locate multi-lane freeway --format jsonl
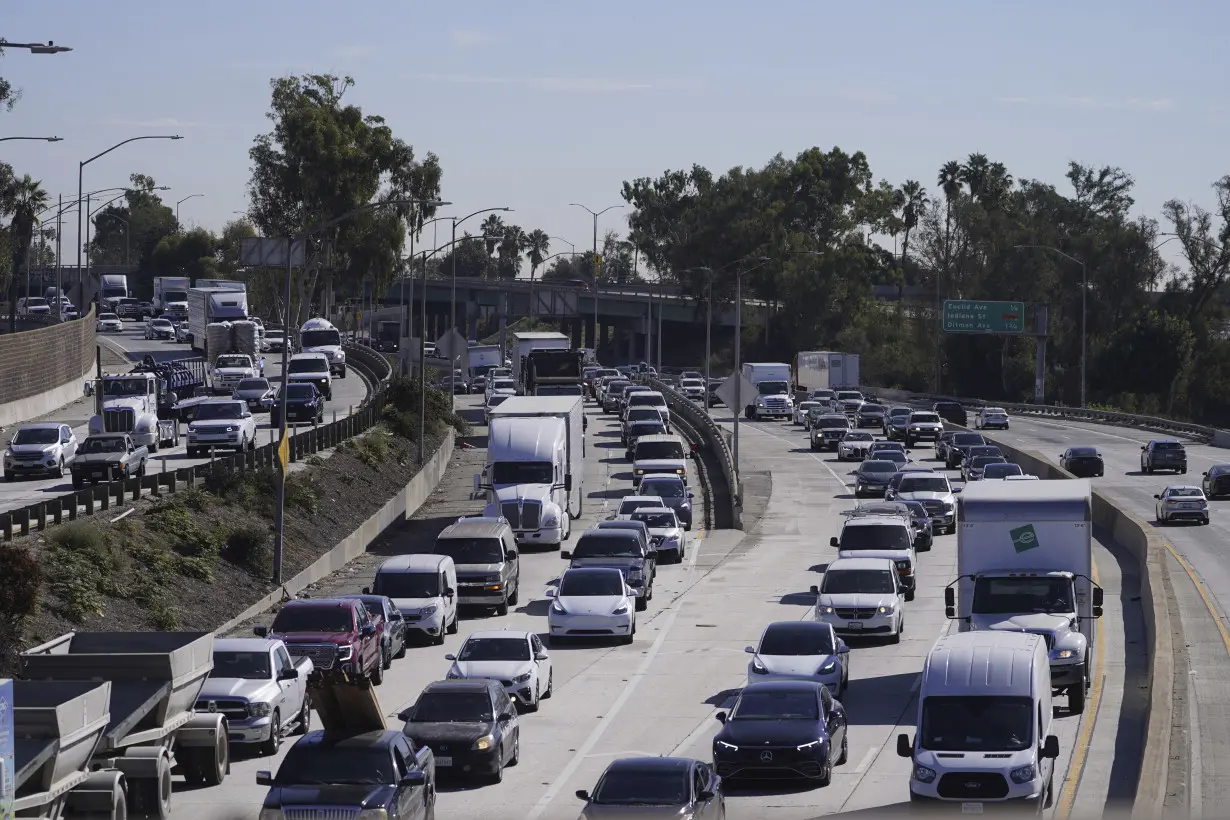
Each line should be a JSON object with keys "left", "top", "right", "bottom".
{"left": 0, "top": 323, "right": 369, "bottom": 515}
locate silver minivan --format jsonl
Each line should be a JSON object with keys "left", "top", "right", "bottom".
{"left": 366, "top": 553, "right": 458, "bottom": 645}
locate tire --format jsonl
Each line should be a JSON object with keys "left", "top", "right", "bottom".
{"left": 370, "top": 656, "right": 384, "bottom": 686}
{"left": 339, "top": 365, "right": 347, "bottom": 378}
{"left": 433, "top": 627, "right": 445, "bottom": 646}
{"left": 889, "top": 627, "right": 901, "bottom": 645}
{"left": 296, "top": 698, "right": 311, "bottom": 735}
{"left": 904, "top": 589, "right": 915, "bottom": 602}
{"left": 149, "top": 439, "right": 158, "bottom": 454}
{"left": 635, "top": 595, "right": 648, "bottom": 611}
{"left": 509, "top": 729, "right": 520, "bottom": 765}
{"left": 496, "top": 595, "right": 509, "bottom": 616}
{"left": 524, "top": 682, "right": 541, "bottom": 713}
{"left": 816, "top": 757, "right": 832, "bottom": 787}
{"left": 137, "top": 461, "right": 146, "bottom": 478}
{"left": 1068, "top": 682, "right": 1085, "bottom": 715}
{"left": 621, "top": 619, "right": 636, "bottom": 645}
{"left": 260, "top": 710, "right": 282, "bottom": 756}
{"left": 130, "top": 755, "right": 173, "bottom": 820}
{"left": 447, "top": 613, "right": 459, "bottom": 634}
{"left": 55, "top": 458, "right": 64, "bottom": 478}
{"left": 382, "top": 644, "right": 392, "bottom": 669}
{"left": 543, "top": 668, "right": 554, "bottom": 698}
{"left": 491, "top": 756, "right": 504, "bottom": 783}
{"left": 1203, "top": 518, "right": 1210, "bottom": 525}
{"left": 509, "top": 585, "right": 519, "bottom": 606}
{"left": 836, "top": 733, "right": 849, "bottom": 766}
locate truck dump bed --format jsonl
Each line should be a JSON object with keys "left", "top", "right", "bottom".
{"left": 21, "top": 632, "right": 215, "bottom": 752}
{"left": 13, "top": 681, "right": 111, "bottom": 810}
{"left": 308, "top": 670, "right": 386, "bottom": 739}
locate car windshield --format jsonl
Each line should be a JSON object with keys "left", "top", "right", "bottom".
{"left": 632, "top": 511, "right": 677, "bottom": 529}
{"left": 1068, "top": 447, "right": 1098, "bottom": 457}
{"left": 215, "top": 355, "right": 249, "bottom": 368}
{"left": 635, "top": 441, "right": 683, "bottom": 460}
{"left": 639, "top": 479, "right": 686, "bottom": 499}
{"left": 1155, "top": 442, "right": 1185, "bottom": 451}
{"left": 300, "top": 329, "right": 341, "bottom": 347}
{"left": 409, "top": 692, "right": 493, "bottom": 723}
{"left": 100, "top": 313, "right": 118, "bottom": 321}
{"left": 840, "top": 525, "right": 912, "bottom": 551}
{"left": 971, "top": 456, "right": 1006, "bottom": 469}
{"left": 680, "top": 379, "right": 704, "bottom": 388}
{"left": 972, "top": 576, "right": 1073, "bottom": 614}
{"left": 889, "top": 408, "right": 911, "bottom": 418}
{"left": 881, "top": 452, "right": 907, "bottom": 465}
{"left": 591, "top": 767, "right": 689, "bottom": 806}
{"left": 816, "top": 417, "right": 848, "bottom": 429}
{"left": 627, "top": 408, "right": 661, "bottom": 422}
{"left": 954, "top": 433, "right": 985, "bottom": 446}
{"left": 871, "top": 443, "right": 905, "bottom": 453}
{"left": 270, "top": 606, "right": 354, "bottom": 633}
{"left": 436, "top": 537, "right": 504, "bottom": 564}
{"left": 372, "top": 572, "right": 439, "bottom": 598}
{"left": 860, "top": 460, "right": 898, "bottom": 475}
{"left": 559, "top": 570, "right": 624, "bottom": 596}
{"left": 104, "top": 378, "right": 148, "bottom": 397}
{"left": 153, "top": 320, "right": 172, "bottom": 328}
{"left": 733, "top": 689, "right": 819, "bottom": 721}
{"left": 237, "top": 379, "right": 269, "bottom": 391}
{"left": 493, "top": 380, "right": 515, "bottom": 389}
{"left": 757, "top": 381, "right": 790, "bottom": 395}
{"left": 283, "top": 384, "right": 314, "bottom": 400}
{"left": 898, "top": 477, "right": 950, "bottom": 493}
{"left": 80, "top": 437, "right": 126, "bottom": 453}
{"left": 573, "top": 536, "right": 641, "bottom": 558}
{"left": 844, "top": 432, "right": 874, "bottom": 442}
{"left": 618, "top": 499, "right": 661, "bottom": 516}
{"left": 920, "top": 696, "right": 1033, "bottom": 752}
{"left": 288, "top": 358, "right": 327, "bottom": 374}
{"left": 275, "top": 743, "right": 396, "bottom": 786}
{"left": 212, "top": 651, "right": 271, "bottom": 680}
{"left": 629, "top": 394, "right": 665, "bottom": 407}
{"left": 629, "top": 423, "right": 667, "bottom": 439}
{"left": 860, "top": 404, "right": 884, "bottom": 413}
{"left": 759, "top": 625, "right": 834, "bottom": 655}
{"left": 194, "top": 403, "right": 244, "bottom": 420}
{"left": 983, "top": 463, "right": 1023, "bottom": 478}
{"left": 458, "top": 637, "right": 530, "bottom": 662}
{"left": 1168, "top": 488, "right": 1204, "bottom": 498}
{"left": 823, "top": 569, "right": 896, "bottom": 594}
{"left": 487, "top": 394, "right": 510, "bottom": 409}
{"left": 12, "top": 427, "right": 59, "bottom": 445}
{"left": 491, "top": 461, "right": 553, "bottom": 484}
{"left": 911, "top": 413, "right": 940, "bottom": 424}
{"left": 837, "top": 392, "right": 861, "bottom": 401}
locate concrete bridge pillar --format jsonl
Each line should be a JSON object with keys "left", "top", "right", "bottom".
{"left": 571, "top": 318, "right": 583, "bottom": 349}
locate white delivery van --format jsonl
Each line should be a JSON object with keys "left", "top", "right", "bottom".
{"left": 946, "top": 479, "right": 1103, "bottom": 713}
{"left": 486, "top": 395, "right": 584, "bottom": 521}
{"left": 632, "top": 433, "right": 690, "bottom": 488}
{"left": 740, "top": 362, "right": 794, "bottom": 420}
{"left": 366, "top": 554, "right": 458, "bottom": 644}
{"left": 898, "top": 631, "right": 1060, "bottom": 809}
{"left": 477, "top": 415, "right": 572, "bottom": 547}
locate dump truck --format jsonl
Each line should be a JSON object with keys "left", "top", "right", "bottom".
{"left": 87, "top": 368, "right": 182, "bottom": 453}
{"left": 21, "top": 631, "right": 232, "bottom": 819}
{"left": 524, "top": 348, "right": 585, "bottom": 396}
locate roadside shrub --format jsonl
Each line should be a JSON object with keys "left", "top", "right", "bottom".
{"left": 0, "top": 543, "right": 40, "bottom": 669}
{"left": 352, "top": 427, "right": 392, "bottom": 468}
{"left": 224, "top": 523, "right": 271, "bottom": 572}
{"left": 382, "top": 376, "right": 469, "bottom": 440}
{"left": 45, "top": 523, "right": 114, "bottom": 623}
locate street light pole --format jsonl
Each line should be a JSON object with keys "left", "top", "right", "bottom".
{"left": 570, "top": 203, "right": 623, "bottom": 354}
{"left": 446, "top": 207, "right": 512, "bottom": 406}
{"left": 176, "top": 193, "right": 203, "bottom": 227}
{"left": 0, "top": 136, "right": 63, "bottom": 143}
{"left": 1014, "top": 244, "right": 1087, "bottom": 407}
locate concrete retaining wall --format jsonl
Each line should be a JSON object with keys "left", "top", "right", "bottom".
{"left": 0, "top": 308, "right": 96, "bottom": 428}
{"left": 214, "top": 428, "right": 457, "bottom": 635}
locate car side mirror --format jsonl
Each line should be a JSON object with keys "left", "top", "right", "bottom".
{"left": 498, "top": 711, "right": 513, "bottom": 722}
{"left": 688, "top": 491, "right": 695, "bottom": 498}
{"left": 560, "top": 550, "right": 571, "bottom": 560}
{"left": 389, "top": 610, "right": 403, "bottom": 621}
{"left": 278, "top": 669, "right": 299, "bottom": 681}
{"left": 1043, "top": 735, "right": 1060, "bottom": 759}
{"left": 829, "top": 536, "right": 839, "bottom": 547}
{"left": 1093, "top": 587, "right": 1104, "bottom": 608}
{"left": 743, "top": 645, "right": 755, "bottom": 654}
{"left": 445, "top": 587, "right": 455, "bottom": 597}
{"left": 253, "top": 626, "right": 268, "bottom": 637}
{"left": 836, "top": 639, "right": 849, "bottom": 654}
{"left": 506, "top": 549, "right": 517, "bottom": 560}
{"left": 544, "top": 587, "right": 556, "bottom": 597}
{"left": 401, "top": 770, "right": 426, "bottom": 786}
{"left": 362, "top": 586, "right": 371, "bottom": 594}
{"left": 810, "top": 584, "right": 820, "bottom": 595}
{"left": 397, "top": 709, "right": 413, "bottom": 722}
{"left": 1153, "top": 494, "right": 1160, "bottom": 500}
{"left": 944, "top": 588, "right": 955, "bottom": 608}
{"left": 361, "top": 624, "right": 376, "bottom": 636}
{"left": 255, "top": 770, "right": 273, "bottom": 786}
{"left": 698, "top": 789, "right": 715, "bottom": 801}
{"left": 1141, "top": 445, "right": 1147, "bottom": 450}
{"left": 575, "top": 790, "right": 591, "bottom": 801}
{"left": 715, "top": 711, "right": 727, "bottom": 724}
{"left": 1204, "top": 472, "right": 1209, "bottom": 477}
{"left": 896, "top": 734, "right": 913, "bottom": 758}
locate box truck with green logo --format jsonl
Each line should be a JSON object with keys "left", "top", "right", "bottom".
{"left": 944, "top": 479, "right": 1103, "bottom": 714}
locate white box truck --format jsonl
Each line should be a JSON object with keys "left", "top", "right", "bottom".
{"left": 945, "top": 479, "right": 1104, "bottom": 714}
{"left": 793, "top": 351, "right": 860, "bottom": 394}
{"left": 510, "top": 331, "right": 569, "bottom": 387}
{"left": 153, "top": 276, "right": 190, "bottom": 314}
{"left": 193, "top": 278, "right": 246, "bottom": 291}
{"left": 476, "top": 414, "right": 573, "bottom": 548}
{"left": 188, "top": 286, "right": 250, "bottom": 353}
{"left": 897, "top": 631, "right": 1061, "bottom": 808}
{"left": 739, "top": 362, "right": 794, "bottom": 420}
{"left": 486, "top": 394, "right": 583, "bottom": 516}
{"left": 467, "top": 343, "right": 503, "bottom": 380}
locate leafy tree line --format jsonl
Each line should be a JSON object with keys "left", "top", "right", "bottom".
{"left": 619, "top": 147, "right": 1230, "bottom": 426}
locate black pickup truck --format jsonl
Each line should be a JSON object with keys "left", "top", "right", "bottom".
{"left": 257, "top": 729, "right": 436, "bottom": 820}
{"left": 70, "top": 433, "right": 148, "bottom": 488}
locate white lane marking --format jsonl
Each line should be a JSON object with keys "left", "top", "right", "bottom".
{"left": 852, "top": 747, "right": 878, "bottom": 774}
{"left": 584, "top": 749, "right": 660, "bottom": 759}
{"left": 669, "top": 710, "right": 721, "bottom": 756}
{"left": 526, "top": 601, "right": 685, "bottom": 820}
{"left": 909, "top": 674, "right": 922, "bottom": 693}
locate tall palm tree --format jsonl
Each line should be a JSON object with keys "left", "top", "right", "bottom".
{"left": 961, "top": 153, "right": 990, "bottom": 202}
{"left": 480, "top": 214, "right": 505, "bottom": 256}
{"left": 497, "top": 225, "right": 527, "bottom": 280}
{"left": 898, "top": 180, "right": 928, "bottom": 265}
{"left": 7, "top": 174, "right": 49, "bottom": 333}
{"left": 937, "top": 160, "right": 962, "bottom": 252}
{"left": 524, "top": 229, "right": 550, "bottom": 282}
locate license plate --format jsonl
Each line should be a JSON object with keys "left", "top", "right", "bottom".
{"left": 961, "top": 803, "right": 983, "bottom": 814}
{"left": 435, "top": 756, "right": 452, "bottom": 766}
{"left": 847, "top": 621, "right": 863, "bottom": 630}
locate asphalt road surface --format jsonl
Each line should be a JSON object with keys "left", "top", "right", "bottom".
{"left": 0, "top": 322, "right": 368, "bottom": 515}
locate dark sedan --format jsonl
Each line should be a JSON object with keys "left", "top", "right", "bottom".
{"left": 1203, "top": 464, "right": 1230, "bottom": 498}
{"left": 637, "top": 474, "right": 695, "bottom": 530}
{"left": 712, "top": 681, "right": 847, "bottom": 785}
{"left": 1061, "top": 446, "right": 1105, "bottom": 477}
{"left": 398, "top": 679, "right": 520, "bottom": 783}
{"left": 933, "top": 400, "right": 968, "bottom": 426}
{"left": 850, "top": 459, "right": 899, "bottom": 498}
{"left": 855, "top": 403, "right": 886, "bottom": 428}
{"left": 576, "top": 757, "right": 724, "bottom": 819}
{"left": 962, "top": 454, "right": 1008, "bottom": 482}
{"left": 271, "top": 383, "right": 324, "bottom": 426}
{"left": 338, "top": 593, "right": 407, "bottom": 668}
{"left": 884, "top": 408, "right": 912, "bottom": 441}
{"left": 935, "top": 430, "right": 958, "bottom": 462}
{"left": 945, "top": 433, "right": 988, "bottom": 469}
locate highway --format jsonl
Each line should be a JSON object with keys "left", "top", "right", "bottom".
{"left": 0, "top": 322, "right": 369, "bottom": 515}
{"left": 976, "top": 411, "right": 1230, "bottom": 811}
{"left": 701, "top": 408, "right": 1146, "bottom": 816}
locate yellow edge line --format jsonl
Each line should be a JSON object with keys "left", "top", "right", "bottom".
{"left": 1164, "top": 540, "right": 1230, "bottom": 656}
{"left": 1056, "top": 555, "right": 1105, "bottom": 819}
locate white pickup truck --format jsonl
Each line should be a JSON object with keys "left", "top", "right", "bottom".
{"left": 196, "top": 638, "right": 313, "bottom": 755}
{"left": 212, "top": 353, "right": 265, "bottom": 394}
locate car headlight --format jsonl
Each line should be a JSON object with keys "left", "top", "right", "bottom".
{"left": 715, "top": 740, "right": 739, "bottom": 751}
{"left": 755, "top": 398, "right": 766, "bottom": 406}
{"left": 552, "top": 600, "right": 567, "bottom": 614}
{"left": 247, "top": 701, "right": 272, "bottom": 718}
{"left": 612, "top": 604, "right": 629, "bottom": 615}
{"left": 226, "top": 425, "right": 238, "bottom": 433}
{"left": 1009, "top": 764, "right": 1037, "bottom": 784}
{"left": 512, "top": 671, "right": 532, "bottom": 684}
{"left": 818, "top": 660, "right": 837, "bottom": 674}
{"left": 943, "top": 501, "right": 955, "bottom": 511}
{"left": 336, "top": 645, "right": 353, "bottom": 661}
{"left": 818, "top": 605, "right": 835, "bottom": 615}
{"left": 913, "top": 764, "right": 937, "bottom": 783}
{"left": 797, "top": 739, "right": 821, "bottom": 750}
{"left": 751, "top": 658, "right": 768, "bottom": 674}
{"left": 665, "top": 534, "right": 680, "bottom": 543}
{"left": 446, "top": 668, "right": 463, "bottom": 679}
{"left": 418, "top": 604, "right": 439, "bottom": 616}
{"left": 472, "top": 734, "right": 495, "bottom": 751}
{"left": 541, "top": 512, "right": 558, "bottom": 527}
{"left": 878, "top": 604, "right": 895, "bottom": 614}
{"left": 1052, "top": 648, "right": 1075, "bottom": 660}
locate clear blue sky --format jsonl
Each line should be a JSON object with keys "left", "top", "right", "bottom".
{"left": 4, "top": 0, "right": 1227, "bottom": 272}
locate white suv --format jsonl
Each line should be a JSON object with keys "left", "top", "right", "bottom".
{"left": 830, "top": 513, "right": 916, "bottom": 600}
{"left": 186, "top": 399, "right": 257, "bottom": 456}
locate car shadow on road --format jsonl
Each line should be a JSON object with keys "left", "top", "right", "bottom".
{"left": 515, "top": 599, "right": 551, "bottom": 617}
{"left": 704, "top": 687, "right": 741, "bottom": 708}
{"left": 587, "top": 488, "right": 627, "bottom": 500}
{"left": 840, "top": 671, "right": 920, "bottom": 725}
{"left": 722, "top": 779, "right": 824, "bottom": 796}
{"left": 779, "top": 592, "right": 819, "bottom": 607}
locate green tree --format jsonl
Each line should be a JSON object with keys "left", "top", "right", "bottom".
{"left": 524, "top": 229, "right": 550, "bottom": 282}
{"left": 247, "top": 74, "right": 443, "bottom": 326}
{"left": 5, "top": 175, "right": 49, "bottom": 331}
{"left": 497, "top": 225, "right": 527, "bottom": 280}
{"left": 433, "top": 234, "right": 491, "bottom": 280}
{"left": 480, "top": 215, "right": 505, "bottom": 259}
{"left": 87, "top": 173, "right": 178, "bottom": 295}
{"left": 149, "top": 228, "right": 221, "bottom": 281}
{"left": 217, "top": 219, "right": 257, "bottom": 275}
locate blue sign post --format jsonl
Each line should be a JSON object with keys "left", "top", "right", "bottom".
{"left": 0, "top": 679, "right": 12, "bottom": 820}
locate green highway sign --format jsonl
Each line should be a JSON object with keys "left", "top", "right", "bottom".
{"left": 943, "top": 300, "right": 1025, "bottom": 334}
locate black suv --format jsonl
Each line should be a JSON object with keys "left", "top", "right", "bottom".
{"left": 933, "top": 400, "right": 968, "bottom": 427}
{"left": 1141, "top": 440, "right": 1187, "bottom": 474}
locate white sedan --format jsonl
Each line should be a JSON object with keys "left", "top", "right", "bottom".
{"left": 975, "top": 407, "right": 1010, "bottom": 429}
{"left": 145, "top": 317, "right": 176, "bottom": 340}
{"left": 546, "top": 567, "right": 636, "bottom": 645}
{"left": 631, "top": 507, "right": 686, "bottom": 564}
{"left": 744, "top": 620, "right": 849, "bottom": 697}
{"left": 96, "top": 313, "right": 123, "bottom": 333}
{"left": 837, "top": 431, "right": 876, "bottom": 461}
{"left": 1155, "top": 485, "right": 1210, "bottom": 525}
{"left": 444, "top": 630, "right": 553, "bottom": 711}
{"left": 794, "top": 400, "right": 822, "bottom": 426}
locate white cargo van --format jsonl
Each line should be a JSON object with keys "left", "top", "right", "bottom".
{"left": 365, "top": 554, "right": 458, "bottom": 644}
{"left": 897, "top": 631, "right": 1060, "bottom": 809}
{"left": 632, "top": 433, "right": 690, "bottom": 489}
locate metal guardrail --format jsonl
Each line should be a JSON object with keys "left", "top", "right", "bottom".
{"left": 0, "top": 344, "right": 392, "bottom": 541}
{"left": 646, "top": 376, "right": 741, "bottom": 528}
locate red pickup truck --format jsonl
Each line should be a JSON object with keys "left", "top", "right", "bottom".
{"left": 255, "top": 598, "right": 384, "bottom": 685}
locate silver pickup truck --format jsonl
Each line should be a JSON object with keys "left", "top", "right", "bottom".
{"left": 197, "top": 637, "right": 314, "bottom": 755}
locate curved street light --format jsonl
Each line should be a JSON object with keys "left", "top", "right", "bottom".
{"left": 448, "top": 207, "right": 513, "bottom": 405}
{"left": 176, "top": 194, "right": 204, "bottom": 226}
{"left": 0, "top": 136, "right": 62, "bottom": 143}
{"left": 570, "top": 203, "right": 624, "bottom": 352}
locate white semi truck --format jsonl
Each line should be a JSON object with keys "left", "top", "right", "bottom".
{"left": 792, "top": 351, "right": 860, "bottom": 394}
{"left": 740, "top": 362, "right": 794, "bottom": 420}
{"left": 944, "top": 478, "right": 1104, "bottom": 714}
{"left": 153, "top": 276, "right": 190, "bottom": 314}
{"left": 88, "top": 370, "right": 181, "bottom": 453}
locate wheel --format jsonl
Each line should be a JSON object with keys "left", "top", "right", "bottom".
{"left": 296, "top": 698, "right": 311, "bottom": 735}
{"left": 339, "top": 365, "right": 347, "bottom": 378}
{"left": 433, "top": 627, "right": 445, "bottom": 646}
{"left": 491, "top": 755, "right": 504, "bottom": 783}
{"left": 508, "top": 729, "right": 520, "bottom": 765}
{"left": 621, "top": 619, "right": 636, "bottom": 645}
{"left": 889, "top": 627, "right": 901, "bottom": 645}
{"left": 370, "top": 656, "right": 384, "bottom": 686}
{"left": 260, "top": 710, "right": 282, "bottom": 756}
{"left": 635, "top": 595, "right": 648, "bottom": 611}
{"left": 509, "top": 585, "right": 519, "bottom": 606}
{"left": 1068, "top": 681, "right": 1085, "bottom": 714}
{"left": 1182, "top": 467, "right": 1188, "bottom": 474}
{"left": 446, "top": 613, "right": 459, "bottom": 634}
{"left": 137, "top": 461, "right": 146, "bottom": 478}
{"left": 382, "top": 644, "right": 392, "bottom": 670}
{"left": 1203, "top": 517, "right": 1210, "bottom": 525}
{"left": 816, "top": 756, "right": 832, "bottom": 787}
{"left": 524, "top": 682, "right": 541, "bottom": 713}
{"left": 149, "top": 439, "right": 158, "bottom": 454}
{"left": 55, "top": 458, "right": 64, "bottom": 478}
{"left": 395, "top": 635, "right": 408, "bottom": 658}
{"left": 496, "top": 595, "right": 509, "bottom": 616}
{"left": 836, "top": 732, "right": 849, "bottom": 765}
{"left": 1043, "top": 772, "right": 1055, "bottom": 809}
{"left": 543, "top": 668, "right": 553, "bottom": 698}
{"left": 129, "top": 755, "right": 173, "bottom": 820}
{"left": 904, "top": 589, "right": 915, "bottom": 602}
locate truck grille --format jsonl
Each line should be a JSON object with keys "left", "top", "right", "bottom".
{"left": 1024, "top": 630, "right": 1056, "bottom": 650}
{"left": 12, "top": 452, "right": 44, "bottom": 462}
{"left": 501, "top": 500, "right": 541, "bottom": 530}
{"left": 103, "top": 408, "right": 135, "bottom": 433}
{"left": 834, "top": 607, "right": 877, "bottom": 619}
{"left": 936, "top": 772, "right": 1010, "bottom": 799}
{"left": 282, "top": 809, "right": 360, "bottom": 820}
{"left": 922, "top": 500, "right": 945, "bottom": 515}
{"left": 762, "top": 397, "right": 788, "bottom": 408}
{"left": 285, "top": 643, "right": 337, "bottom": 670}
{"left": 194, "top": 698, "right": 249, "bottom": 720}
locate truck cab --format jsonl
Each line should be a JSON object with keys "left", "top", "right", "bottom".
{"left": 88, "top": 372, "right": 181, "bottom": 453}
{"left": 741, "top": 362, "right": 794, "bottom": 420}
{"left": 299, "top": 317, "right": 347, "bottom": 378}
